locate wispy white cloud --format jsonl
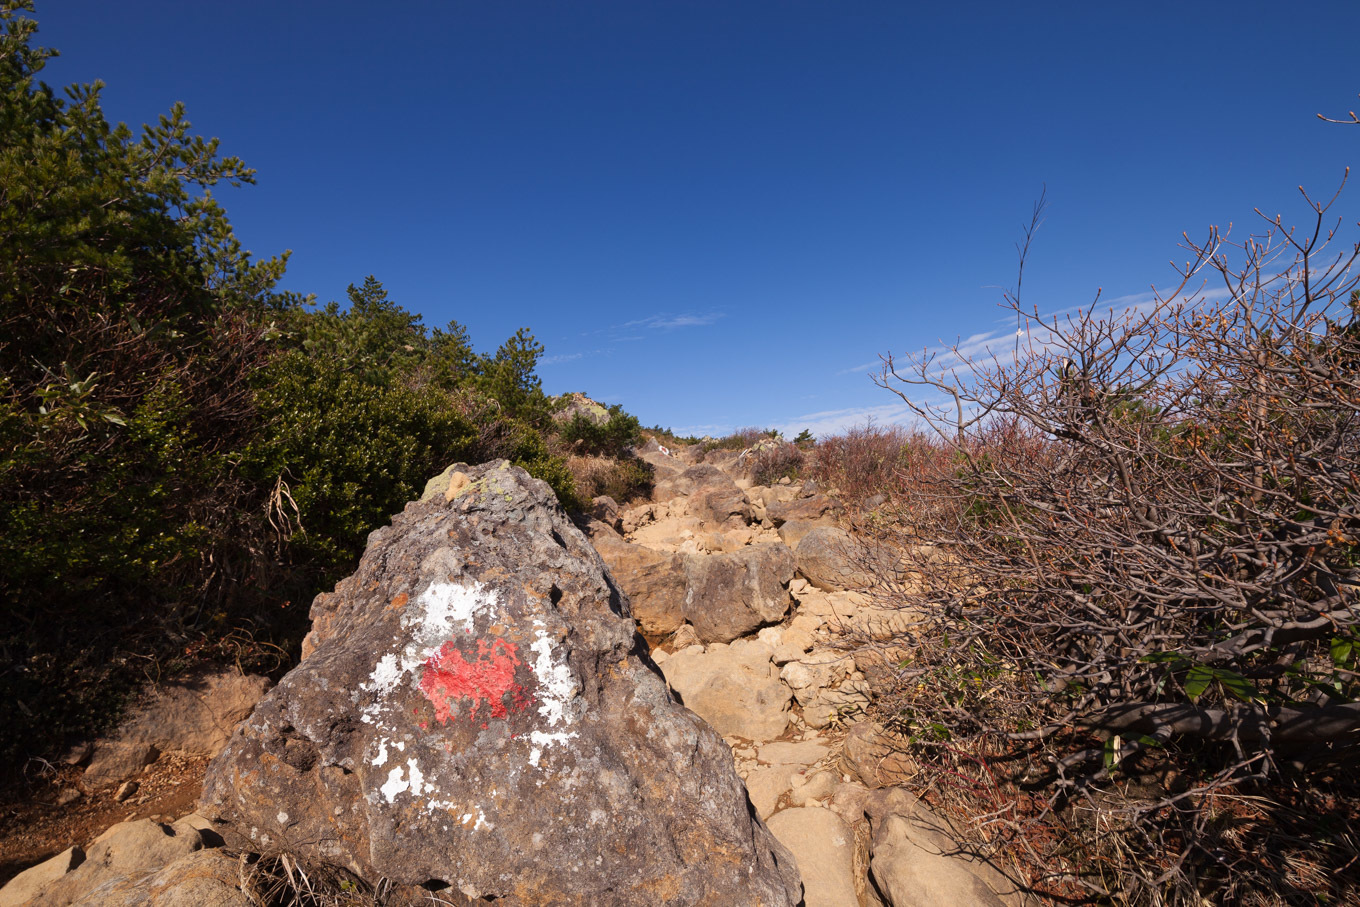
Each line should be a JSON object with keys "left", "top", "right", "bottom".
{"left": 770, "top": 403, "right": 922, "bottom": 440}
{"left": 668, "top": 422, "right": 738, "bottom": 439}
{"left": 624, "top": 312, "right": 725, "bottom": 331}
{"left": 837, "top": 360, "right": 882, "bottom": 375}
{"left": 540, "top": 352, "right": 584, "bottom": 366}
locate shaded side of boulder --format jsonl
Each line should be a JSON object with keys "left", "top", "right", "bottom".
{"left": 201, "top": 461, "right": 801, "bottom": 906}
{"left": 589, "top": 530, "right": 688, "bottom": 637}
{"left": 115, "top": 671, "right": 270, "bottom": 757}
{"left": 682, "top": 544, "right": 795, "bottom": 643}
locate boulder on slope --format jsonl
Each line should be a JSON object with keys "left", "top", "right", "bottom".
{"left": 796, "top": 527, "right": 885, "bottom": 591}
{"left": 660, "top": 641, "right": 791, "bottom": 741}
{"left": 680, "top": 544, "right": 795, "bottom": 643}
{"left": 592, "top": 533, "right": 795, "bottom": 644}
{"left": 588, "top": 529, "right": 688, "bottom": 637}
{"left": 201, "top": 461, "right": 801, "bottom": 906}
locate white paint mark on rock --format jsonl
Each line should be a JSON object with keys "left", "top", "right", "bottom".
{"left": 369, "top": 654, "right": 402, "bottom": 695}
{"left": 381, "top": 766, "right": 409, "bottom": 802}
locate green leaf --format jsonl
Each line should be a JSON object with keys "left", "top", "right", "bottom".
{"left": 1184, "top": 665, "right": 1213, "bottom": 702}
{"left": 1141, "top": 651, "right": 1188, "bottom": 666}
{"left": 1331, "top": 638, "right": 1354, "bottom": 668}
{"left": 1213, "top": 668, "right": 1255, "bottom": 703}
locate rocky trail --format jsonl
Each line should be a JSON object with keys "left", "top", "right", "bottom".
{"left": 0, "top": 443, "right": 1022, "bottom": 906}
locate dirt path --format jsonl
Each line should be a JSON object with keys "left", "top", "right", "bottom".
{"left": 0, "top": 753, "right": 209, "bottom": 887}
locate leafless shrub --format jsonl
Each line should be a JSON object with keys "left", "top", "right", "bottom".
{"left": 811, "top": 422, "right": 958, "bottom": 511}
{"left": 859, "top": 181, "right": 1360, "bottom": 903}
{"left": 750, "top": 441, "right": 805, "bottom": 486}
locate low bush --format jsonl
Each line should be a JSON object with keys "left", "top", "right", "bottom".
{"left": 564, "top": 454, "right": 655, "bottom": 504}
{"left": 749, "top": 441, "right": 805, "bottom": 486}
{"left": 700, "top": 426, "right": 778, "bottom": 453}
{"left": 641, "top": 426, "right": 701, "bottom": 448}
{"left": 557, "top": 403, "right": 643, "bottom": 458}
{"left": 809, "top": 422, "right": 956, "bottom": 507}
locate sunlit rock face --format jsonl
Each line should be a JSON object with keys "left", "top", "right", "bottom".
{"left": 199, "top": 460, "right": 801, "bottom": 906}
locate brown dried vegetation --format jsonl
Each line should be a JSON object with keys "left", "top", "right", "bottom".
{"left": 847, "top": 186, "right": 1360, "bottom": 904}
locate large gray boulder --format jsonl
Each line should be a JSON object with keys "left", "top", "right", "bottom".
{"left": 680, "top": 544, "right": 795, "bottom": 643}
{"left": 796, "top": 527, "right": 884, "bottom": 591}
{"left": 200, "top": 461, "right": 801, "bottom": 906}
{"left": 592, "top": 534, "right": 795, "bottom": 644}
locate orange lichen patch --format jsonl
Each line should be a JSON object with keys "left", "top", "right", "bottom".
{"left": 637, "top": 872, "right": 684, "bottom": 901}
{"left": 387, "top": 592, "right": 409, "bottom": 612}
{"left": 444, "top": 471, "right": 472, "bottom": 501}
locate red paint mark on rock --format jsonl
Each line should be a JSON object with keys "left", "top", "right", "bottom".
{"left": 419, "top": 638, "right": 528, "bottom": 724}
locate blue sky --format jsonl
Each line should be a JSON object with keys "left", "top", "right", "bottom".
{"left": 30, "top": 1, "right": 1360, "bottom": 437}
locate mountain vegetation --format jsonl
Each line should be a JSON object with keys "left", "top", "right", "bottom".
{"left": 0, "top": 1, "right": 620, "bottom": 766}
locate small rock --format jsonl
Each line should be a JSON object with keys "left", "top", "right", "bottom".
{"left": 671, "top": 624, "right": 701, "bottom": 649}
{"left": 84, "top": 741, "right": 158, "bottom": 788}
{"left": 57, "top": 788, "right": 82, "bottom": 807}
{"left": 662, "top": 644, "right": 791, "bottom": 741}
{"left": 60, "top": 742, "right": 93, "bottom": 766}
{"left": 842, "top": 722, "right": 918, "bottom": 788}
{"left": 804, "top": 685, "right": 871, "bottom": 730}
{"left": 114, "top": 781, "right": 139, "bottom": 802}
{"left": 758, "top": 739, "right": 830, "bottom": 767}
{"left": 756, "top": 626, "right": 784, "bottom": 648}
{"left": 790, "top": 770, "right": 838, "bottom": 807}
{"left": 744, "top": 765, "right": 796, "bottom": 820}
{"left": 0, "top": 845, "right": 83, "bottom": 907}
